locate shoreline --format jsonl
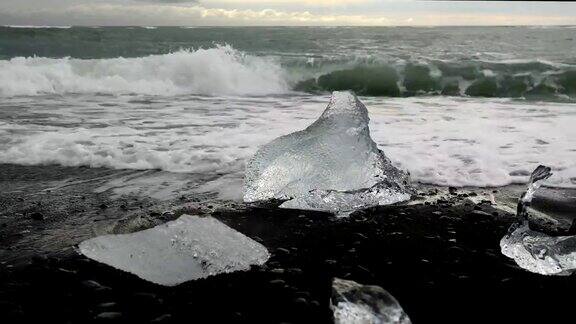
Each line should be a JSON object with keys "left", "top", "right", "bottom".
{"left": 1, "top": 163, "right": 575, "bottom": 264}
{"left": 1, "top": 163, "right": 575, "bottom": 322}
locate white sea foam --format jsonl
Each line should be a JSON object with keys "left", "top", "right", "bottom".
{"left": 0, "top": 95, "right": 574, "bottom": 192}
{"left": 0, "top": 45, "right": 289, "bottom": 96}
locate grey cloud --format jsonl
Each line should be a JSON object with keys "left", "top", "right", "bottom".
{"left": 132, "top": 0, "right": 198, "bottom": 3}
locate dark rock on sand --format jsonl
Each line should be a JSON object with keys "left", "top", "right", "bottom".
{"left": 94, "top": 312, "right": 122, "bottom": 320}
{"left": 30, "top": 212, "right": 45, "bottom": 221}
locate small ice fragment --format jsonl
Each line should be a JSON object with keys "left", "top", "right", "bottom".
{"left": 331, "top": 278, "right": 411, "bottom": 324}
{"left": 500, "top": 165, "right": 576, "bottom": 275}
{"left": 79, "top": 215, "right": 270, "bottom": 286}
{"left": 517, "top": 165, "right": 553, "bottom": 220}
{"left": 244, "top": 91, "right": 411, "bottom": 214}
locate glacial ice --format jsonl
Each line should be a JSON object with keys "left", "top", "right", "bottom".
{"left": 79, "top": 215, "right": 270, "bottom": 286}
{"left": 500, "top": 165, "right": 576, "bottom": 275}
{"left": 244, "top": 91, "right": 411, "bottom": 214}
{"left": 500, "top": 223, "right": 576, "bottom": 276}
{"left": 331, "top": 278, "right": 411, "bottom": 324}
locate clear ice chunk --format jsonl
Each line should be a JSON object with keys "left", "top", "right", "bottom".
{"left": 79, "top": 215, "right": 270, "bottom": 286}
{"left": 244, "top": 91, "right": 411, "bottom": 214}
{"left": 331, "top": 278, "right": 411, "bottom": 324}
{"left": 517, "top": 165, "right": 553, "bottom": 220}
{"left": 500, "top": 223, "right": 576, "bottom": 276}
{"left": 500, "top": 165, "right": 576, "bottom": 275}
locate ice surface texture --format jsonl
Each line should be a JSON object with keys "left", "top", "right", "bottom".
{"left": 331, "top": 278, "right": 411, "bottom": 324}
{"left": 501, "top": 165, "right": 576, "bottom": 275}
{"left": 244, "top": 91, "right": 411, "bottom": 214}
{"left": 79, "top": 215, "right": 270, "bottom": 286}
{"left": 517, "top": 165, "right": 553, "bottom": 220}
{"left": 501, "top": 222, "right": 576, "bottom": 276}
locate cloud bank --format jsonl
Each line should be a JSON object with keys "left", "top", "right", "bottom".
{"left": 1, "top": 1, "right": 575, "bottom": 26}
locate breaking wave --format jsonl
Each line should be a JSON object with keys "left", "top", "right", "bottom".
{"left": 0, "top": 45, "right": 289, "bottom": 96}
{"left": 1, "top": 44, "right": 575, "bottom": 101}
{"left": 294, "top": 59, "right": 576, "bottom": 101}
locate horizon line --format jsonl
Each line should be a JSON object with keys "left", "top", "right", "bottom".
{"left": 3, "top": 24, "right": 576, "bottom": 28}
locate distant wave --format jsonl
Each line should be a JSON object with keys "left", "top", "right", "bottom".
{"left": 294, "top": 59, "right": 576, "bottom": 101}
{"left": 0, "top": 45, "right": 289, "bottom": 96}
{"left": 1, "top": 44, "right": 575, "bottom": 100}
{"left": 3, "top": 25, "right": 72, "bottom": 29}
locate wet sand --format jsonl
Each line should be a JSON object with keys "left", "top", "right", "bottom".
{"left": 1, "top": 163, "right": 575, "bottom": 323}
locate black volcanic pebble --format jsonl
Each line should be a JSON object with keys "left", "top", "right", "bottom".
{"left": 275, "top": 247, "right": 291, "bottom": 256}
{"left": 269, "top": 279, "right": 286, "bottom": 286}
{"left": 94, "top": 312, "right": 122, "bottom": 320}
{"left": 31, "top": 255, "right": 48, "bottom": 264}
{"left": 81, "top": 280, "right": 110, "bottom": 291}
{"left": 151, "top": 314, "right": 172, "bottom": 323}
{"left": 287, "top": 268, "right": 303, "bottom": 275}
{"left": 132, "top": 292, "right": 160, "bottom": 305}
{"left": 324, "top": 259, "right": 337, "bottom": 266}
{"left": 30, "top": 212, "right": 44, "bottom": 221}
{"left": 293, "top": 297, "right": 308, "bottom": 305}
{"left": 97, "top": 302, "right": 118, "bottom": 309}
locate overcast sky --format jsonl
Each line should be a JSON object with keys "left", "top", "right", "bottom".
{"left": 1, "top": 0, "right": 575, "bottom": 26}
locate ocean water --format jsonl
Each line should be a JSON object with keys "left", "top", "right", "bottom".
{"left": 0, "top": 26, "right": 575, "bottom": 196}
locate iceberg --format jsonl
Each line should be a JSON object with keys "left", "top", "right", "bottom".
{"left": 500, "top": 165, "right": 576, "bottom": 275}
{"left": 331, "top": 278, "right": 411, "bottom": 324}
{"left": 79, "top": 215, "right": 270, "bottom": 286}
{"left": 244, "top": 91, "right": 411, "bottom": 214}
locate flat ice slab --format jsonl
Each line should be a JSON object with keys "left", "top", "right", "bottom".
{"left": 244, "top": 91, "right": 411, "bottom": 214}
{"left": 331, "top": 278, "right": 411, "bottom": 324}
{"left": 500, "top": 222, "right": 576, "bottom": 276}
{"left": 79, "top": 215, "right": 270, "bottom": 286}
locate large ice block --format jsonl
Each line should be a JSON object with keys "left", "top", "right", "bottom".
{"left": 331, "top": 278, "right": 411, "bottom": 324}
{"left": 79, "top": 215, "right": 270, "bottom": 286}
{"left": 244, "top": 91, "right": 411, "bottom": 214}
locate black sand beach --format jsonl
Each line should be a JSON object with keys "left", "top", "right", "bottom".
{"left": 2, "top": 163, "right": 575, "bottom": 323}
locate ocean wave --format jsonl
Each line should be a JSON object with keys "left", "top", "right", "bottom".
{"left": 0, "top": 45, "right": 289, "bottom": 96}
{"left": 1, "top": 44, "right": 575, "bottom": 100}
{"left": 294, "top": 60, "right": 576, "bottom": 101}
